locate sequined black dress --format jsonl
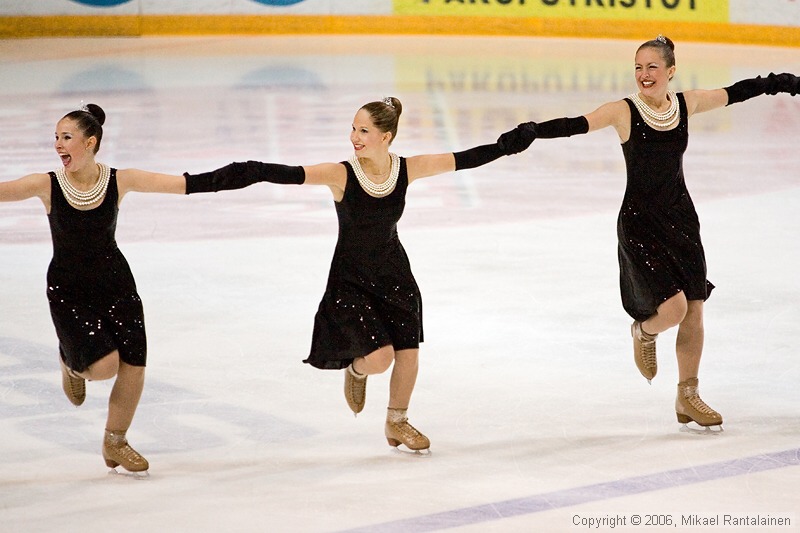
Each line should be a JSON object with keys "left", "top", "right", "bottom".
{"left": 618, "top": 92, "right": 713, "bottom": 322}
{"left": 304, "top": 157, "right": 422, "bottom": 370}
{"left": 46, "top": 169, "right": 146, "bottom": 372}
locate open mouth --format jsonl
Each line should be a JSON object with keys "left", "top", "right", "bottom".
{"left": 59, "top": 154, "right": 71, "bottom": 166}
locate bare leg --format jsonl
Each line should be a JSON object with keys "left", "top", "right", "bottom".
{"left": 60, "top": 349, "right": 120, "bottom": 407}
{"left": 633, "top": 291, "right": 688, "bottom": 382}
{"left": 676, "top": 300, "right": 704, "bottom": 381}
{"left": 388, "top": 348, "right": 419, "bottom": 410}
{"left": 102, "top": 361, "right": 149, "bottom": 472}
{"left": 106, "top": 361, "right": 145, "bottom": 432}
{"left": 385, "top": 348, "right": 428, "bottom": 451}
{"left": 642, "top": 291, "right": 688, "bottom": 335}
{"left": 66, "top": 350, "right": 149, "bottom": 471}
{"left": 347, "top": 346, "right": 428, "bottom": 450}
{"left": 352, "top": 345, "right": 395, "bottom": 375}
{"left": 350, "top": 346, "right": 419, "bottom": 409}
{"left": 75, "top": 349, "right": 120, "bottom": 381}
{"left": 673, "top": 299, "right": 721, "bottom": 427}
{"left": 70, "top": 350, "right": 145, "bottom": 430}
{"left": 344, "top": 345, "right": 394, "bottom": 415}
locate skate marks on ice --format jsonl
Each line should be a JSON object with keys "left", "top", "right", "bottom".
{"left": 0, "top": 336, "right": 316, "bottom": 460}
{"left": 337, "top": 447, "right": 800, "bottom": 532}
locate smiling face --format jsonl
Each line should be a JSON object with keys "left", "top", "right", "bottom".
{"left": 54, "top": 117, "right": 97, "bottom": 171}
{"left": 350, "top": 108, "right": 391, "bottom": 159}
{"left": 634, "top": 46, "right": 676, "bottom": 99}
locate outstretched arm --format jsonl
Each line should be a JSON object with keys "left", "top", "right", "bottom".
{"left": 117, "top": 169, "right": 186, "bottom": 197}
{"left": 183, "top": 161, "right": 305, "bottom": 194}
{"left": 185, "top": 160, "right": 351, "bottom": 201}
{"left": 0, "top": 173, "right": 50, "bottom": 204}
{"left": 724, "top": 72, "right": 798, "bottom": 105}
{"left": 499, "top": 99, "right": 630, "bottom": 148}
{"left": 682, "top": 89, "right": 729, "bottom": 116}
{"left": 407, "top": 123, "right": 532, "bottom": 182}
{"left": 406, "top": 144, "right": 505, "bottom": 182}
{"left": 684, "top": 73, "right": 798, "bottom": 117}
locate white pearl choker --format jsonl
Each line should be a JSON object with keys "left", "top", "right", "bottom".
{"left": 349, "top": 153, "right": 399, "bottom": 198}
{"left": 628, "top": 90, "right": 680, "bottom": 129}
{"left": 56, "top": 163, "right": 110, "bottom": 207}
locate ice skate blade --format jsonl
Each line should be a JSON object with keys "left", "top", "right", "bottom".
{"left": 679, "top": 422, "right": 723, "bottom": 435}
{"left": 107, "top": 467, "right": 150, "bottom": 479}
{"left": 390, "top": 445, "right": 431, "bottom": 457}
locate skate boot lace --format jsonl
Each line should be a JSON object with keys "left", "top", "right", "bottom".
{"left": 117, "top": 442, "right": 145, "bottom": 465}
{"left": 344, "top": 366, "right": 367, "bottom": 415}
{"left": 683, "top": 387, "right": 717, "bottom": 415}
{"left": 386, "top": 415, "right": 430, "bottom": 450}
{"left": 66, "top": 375, "right": 84, "bottom": 398}
{"left": 61, "top": 361, "right": 86, "bottom": 406}
{"left": 347, "top": 376, "right": 365, "bottom": 404}
{"left": 105, "top": 434, "right": 149, "bottom": 471}
{"left": 640, "top": 338, "right": 657, "bottom": 371}
{"left": 392, "top": 418, "right": 423, "bottom": 440}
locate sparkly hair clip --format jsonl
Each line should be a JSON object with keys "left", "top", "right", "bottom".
{"left": 655, "top": 34, "right": 667, "bottom": 44}
{"left": 382, "top": 97, "right": 395, "bottom": 109}
{"left": 78, "top": 100, "right": 90, "bottom": 112}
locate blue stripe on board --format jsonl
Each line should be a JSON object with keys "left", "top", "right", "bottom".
{"left": 339, "top": 448, "right": 800, "bottom": 532}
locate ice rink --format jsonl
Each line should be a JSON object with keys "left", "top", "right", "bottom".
{"left": 0, "top": 34, "right": 799, "bottom": 532}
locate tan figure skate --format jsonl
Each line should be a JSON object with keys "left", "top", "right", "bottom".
{"left": 103, "top": 429, "right": 149, "bottom": 477}
{"left": 344, "top": 363, "right": 367, "bottom": 416}
{"left": 631, "top": 321, "right": 658, "bottom": 383}
{"left": 676, "top": 378, "right": 723, "bottom": 432}
{"left": 60, "top": 357, "right": 85, "bottom": 406}
{"left": 385, "top": 408, "right": 430, "bottom": 455}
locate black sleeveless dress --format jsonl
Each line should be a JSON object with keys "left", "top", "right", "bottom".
{"left": 304, "top": 157, "right": 423, "bottom": 370}
{"left": 46, "top": 168, "right": 147, "bottom": 372}
{"left": 618, "top": 92, "right": 714, "bottom": 322}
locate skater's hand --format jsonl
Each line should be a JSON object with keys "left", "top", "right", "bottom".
{"left": 767, "top": 72, "right": 799, "bottom": 96}
{"left": 497, "top": 122, "right": 537, "bottom": 155}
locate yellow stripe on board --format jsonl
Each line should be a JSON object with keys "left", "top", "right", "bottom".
{"left": 0, "top": 15, "right": 797, "bottom": 47}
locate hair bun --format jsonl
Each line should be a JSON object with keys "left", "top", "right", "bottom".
{"left": 85, "top": 103, "right": 106, "bottom": 126}
{"left": 656, "top": 34, "right": 675, "bottom": 50}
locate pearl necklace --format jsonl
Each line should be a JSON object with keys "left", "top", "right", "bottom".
{"left": 629, "top": 90, "right": 679, "bottom": 129}
{"left": 349, "top": 153, "right": 399, "bottom": 198}
{"left": 56, "top": 163, "right": 110, "bottom": 207}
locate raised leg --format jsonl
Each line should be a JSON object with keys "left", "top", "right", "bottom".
{"left": 343, "top": 345, "right": 394, "bottom": 416}
{"left": 632, "top": 291, "right": 688, "bottom": 382}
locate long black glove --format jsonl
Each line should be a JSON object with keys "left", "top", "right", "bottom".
{"left": 455, "top": 122, "right": 550, "bottom": 168}
{"left": 184, "top": 161, "right": 305, "bottom": 194}
{"left": 453, "top": 143, "right": 506, "bottom": 170}
{"left": 535, "top": 116, "right": 589, "bottom": 138}
{"left": 496, "top": 116, "right": 590, "bottom": 155}
{"left": 725, "top": 72, "right": 799, "bottom": 105}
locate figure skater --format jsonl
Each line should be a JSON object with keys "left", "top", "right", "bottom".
{"left": 0, "top": 103, "right": 186, "bottom": 473}
{"left": 498, "top": 35, "right": 798, "bottom": 431}
{"left": 183, "top": 97, "right": 523, "bottom": 452}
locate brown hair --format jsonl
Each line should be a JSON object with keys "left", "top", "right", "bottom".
{"left": 62, "top": 103, "right": 106, "bottom": 154}
{"left": 637, "top": 35, "right": 676, "bottom": 70}
{"left": 360, "top": 97, "right": 402, "bottom": 145}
